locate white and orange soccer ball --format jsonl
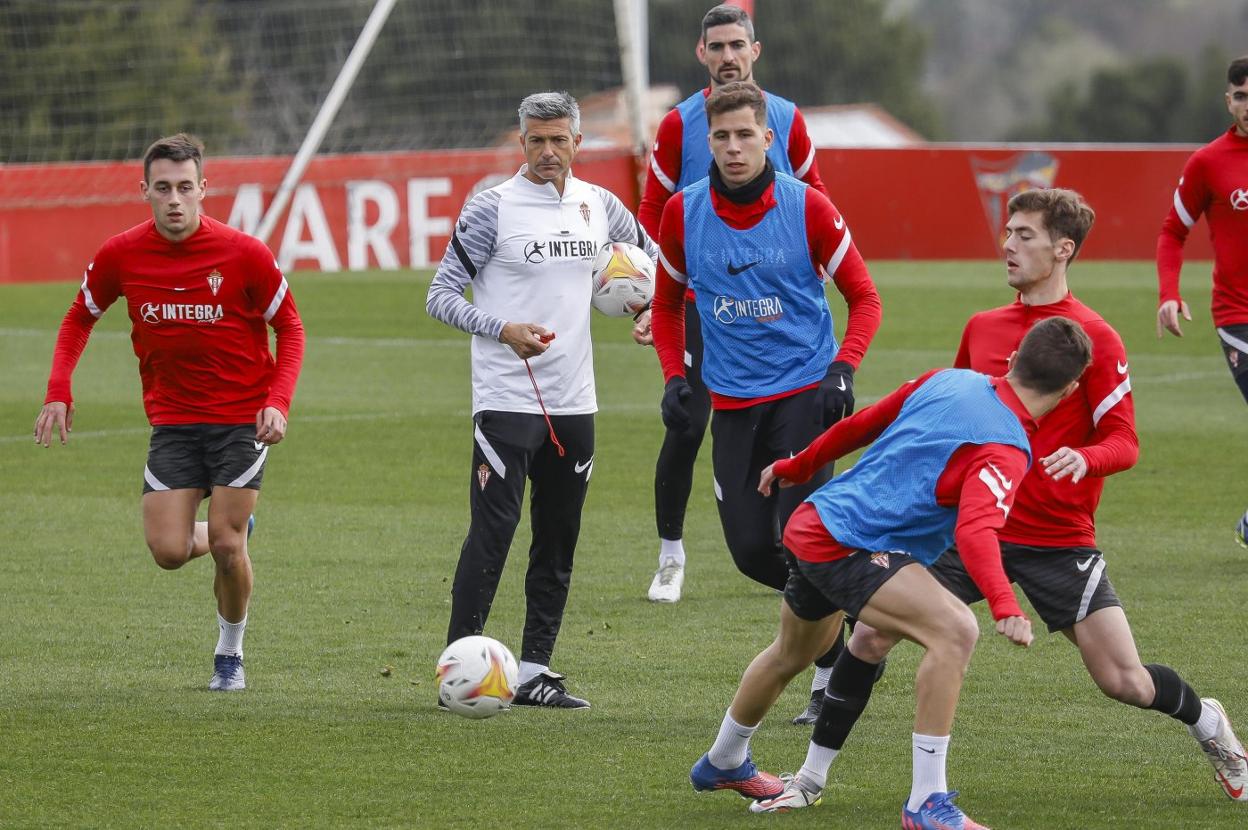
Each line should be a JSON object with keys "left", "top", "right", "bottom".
{"left": 435, "top": 635, "right": 519, "bottom": 719}
{"left": 591, "top": 241, "right": 655, "bottom": 317}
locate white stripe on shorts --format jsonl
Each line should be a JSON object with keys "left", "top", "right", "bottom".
{"left": 474, "top": 425, "right": 507, "bottom": 479}
{"left": 227, "top": 444, "right": 269, "bottom": 488}
{"left": 143, "top": 465, "right": 170, "bottom": 491}
{"left": 1217, "top": 326, "right": 1248, "bottom": 355}
{"left": 1075, "top": 556, "right": 1107, "bottom": 624}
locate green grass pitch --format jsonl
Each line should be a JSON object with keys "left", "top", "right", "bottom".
{"left": 1, "top": 261, "right": 1245, "bottom": 828}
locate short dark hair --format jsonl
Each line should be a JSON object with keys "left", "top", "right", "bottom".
{"left": 1228, "top": 56, "right": 1248, "bottom": 87}
{"left": 1007, "top": 188, "right": 1096, "bottom": 261}
{"left": 702, "top": 4, "right": 754, "bottom": 43}
{"left": 705, "top": 81, "right": 766, "bottom": 127}
{"left": 1011, "top": 317, "right": 1093, "bottom": 395}
{"left": 143, "top": 133, "right": 204, "bottom": 182}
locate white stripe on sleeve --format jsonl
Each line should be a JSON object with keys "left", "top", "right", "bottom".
{"left": 825, "top": 228, "right": 853, "bottom": 277}
{"left": 1173, "top": 187, "right": 1196, "bottom": 228}
{"left": 793, "top": 145, "right": 816, "bottom": 180}
{"left": 658, "top": 249, "right": 687, "bottom": 284}
{"left": 81, "top": 270, "right": 102, "bottom": 318}
{"left": 1091, "top": 377, "right": 1131, "bottom": 427}
{"left": 650, "top": 154, "right": 676, "bottom": 193}
{"left": 263, "top": 277, "right": 289, "bottom": 322}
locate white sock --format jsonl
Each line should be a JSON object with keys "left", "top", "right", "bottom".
{"left": 707, "top": 710, "right": 757, "bottom": 769}
{"left": 659, "top": 538, "right": 686, "bottom": 568}
{"left": 907, "top": 733, "right": 950, "bottom": 812}
{"left": 215, "top": 612, "right": 247, "bottom": 657}
{"left": 811, "top": 665, "right": 832, "bottom": 693}
{"left": 1192, "top": 701, "right": 1224, "bottom": 742}
{"left": 517, "top": 661, "right": 548, "bottom": 686}
{"left": 797, "top": 740, "right": 839, "bottom": 789}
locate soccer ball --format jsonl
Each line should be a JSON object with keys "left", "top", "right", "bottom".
{"left": 435, "top": 635, "right": 519, "bottom": 719}
{"left": 591, "top": 241, "right": 655, "bottom": 317}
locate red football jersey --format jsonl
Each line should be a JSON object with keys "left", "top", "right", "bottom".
{"left": 1157, "top": 127, "right": 1248, "bottom": 326}
{"left": 45, "top": 215, "right": 305, "bottom": 425}
{"left": 954, "top": 294, "right": 1138, "bottom": 548}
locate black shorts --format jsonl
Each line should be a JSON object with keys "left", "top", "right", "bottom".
{"left": 1216, "top": 325, "right": 1248, "bottom": 405}
{"left": 142, "top": 425, "right": 268, "bottom": 494}
{"left": 929, "top": 543, "right": 1121, "bottom": 632}
{"left": 785, "top": 549, "right": 919, "bottom": 621}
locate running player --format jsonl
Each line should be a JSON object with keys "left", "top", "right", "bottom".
{"left": 35, "top": 134, "right": 305, "bottom": 692}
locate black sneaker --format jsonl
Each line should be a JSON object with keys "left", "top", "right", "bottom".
{"left": 792, "top": 688, "right": 823, "bottom": 725}
{"left": 512, "top": 671, "right": 590, "bottom": 709}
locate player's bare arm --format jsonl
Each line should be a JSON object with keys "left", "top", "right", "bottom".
{"left": 1156, "top": 298, "right": 1192, "bottom": 338}
{"left": 500, "top": 322, "right": 553, "bottom": 359}
{"left": 34, "top": 401, "right": 74, "bottom": 447}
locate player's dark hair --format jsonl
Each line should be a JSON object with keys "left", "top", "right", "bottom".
{"left": 1228, "top": 56, "right": 1248, "bottom": 87}
{"left": 1007, "top": 187, "right": 1096, "bottom": 261}
{"left": 143, "top": 133, "right": 204, "bottom": 182}
{"left": 705, "top": 81, "right": 766, "bottom": 127}
{"left": 702, "top": 3, "right": 754, "bottom": 43}
{"left": 1011, "top": 317, "right": 1093, "bottom": 395}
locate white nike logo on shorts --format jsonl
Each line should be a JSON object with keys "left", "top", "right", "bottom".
{"left": 574, "top": 458, "right": 593, "bottom": 474}
{"left": 1076, "top": 556, "right": 1096, "bottom": 572}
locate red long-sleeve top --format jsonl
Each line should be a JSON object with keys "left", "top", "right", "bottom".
{"left": 955, "top": 294, "right": 1137, "bottom": 548}
{"left": 650, "top": 182, "right": 881, "bottom": 409}
{"left": 775, "top": 370, "right": 1033, "bottom": 621}
{"left": 637, "top": 87, "right": 826, "bottom": 239}
{"left": 45, "top": 216, "right": 305, "bottom": 425}
{"left": 1157, "top": 127, "right": 1248, "bottom": 327}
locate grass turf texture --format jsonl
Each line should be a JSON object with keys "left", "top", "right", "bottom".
{"left": 1, "top": 262, "right": 1244, "bottom": 829}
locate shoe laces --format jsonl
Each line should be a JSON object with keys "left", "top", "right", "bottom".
{"left": 657, "top": 562, "right": 681, "bottom": 586}
{"left": 215, "top": 654, "right": 242, "bottom": 676}
{"left": 1203, "top": 737, "right": 1247, "bottom": 768}
{"left": 918, "top": 791, "right": 965, "bottom": 824}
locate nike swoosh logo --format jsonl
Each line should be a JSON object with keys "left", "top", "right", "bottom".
{"left": 834, "top": 215, "right": 845, "bottom": 230}
{"left": 574, "top": 458, "right": 593, "bottom": 474}
{"left": 726, "top": 260, "right": 760, "bottom": 275}
{"left": 1117, "top": 360, "right": 1129, "bottom": 374}
{"left": 1076, "top": 556, "right": 1095, "bottom": 572}
{"left": 916, "top": 746, "right": 936, "bottom": 754}
{"left": 837, "top": 377, "right": 847, "bottom": 391}
{"left": 254, "top": 441, "right": 266, "bottom": 451}
{"left": 1217, "top": 770, "right": 1245, "bottom": 799}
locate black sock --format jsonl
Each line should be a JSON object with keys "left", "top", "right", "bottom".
{"left": 1144, "top": 663, "right": 1202, "bottom": 725}
{"left": 814, "top": 622, "right": 846, "bottom": 670}
{"left": 811, "top": 649, "right": 880, "bottom": 750}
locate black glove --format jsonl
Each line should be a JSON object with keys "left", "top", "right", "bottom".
{"left": 661, "top": 376, "right": 694, "bottom": 431}
{"left": 818, "top": 360, "right": 855, "bottom": 426}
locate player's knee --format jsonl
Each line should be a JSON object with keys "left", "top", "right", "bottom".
{"left": 943, "top": 603, "right": 979, "bottom": 663}
{"left": 848, "top": 625, "right": 895, "bottom": 663}
{"left": 147, "top": 539, "right": 191, "bottom": 570}
{"left": 1094, "top": 665, "right": 1153, "bottom": 706}
{"left": 207, "top": 532, "right": 248, "bottom": 567}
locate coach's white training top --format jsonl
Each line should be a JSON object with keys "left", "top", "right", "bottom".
{"left": 427, "top": 166, "right": 657, "bottom": 416}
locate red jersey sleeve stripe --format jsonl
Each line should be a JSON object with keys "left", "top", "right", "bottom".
{"left": 1173, "top": 185, "right": 1197, "bottom": 228}
{"left": 826, "top": 228, "right": 853, "bottom": 276}
{"left": 659, "top": 249, "right": 686, "bottom": 283}
{"left": 81, "top": 271, "right": 103, "bottom": 318}
{"left": 650, "top": 154, "right": 676, "bottom": 193}
{"left": 793, "top": 145, "right": 816, "bottom": 179}
{"left": 263, "top": 277, "right": 290, "bottom": 322}
{"left": 1091, "top": 377, "right": 1131, "bottom": 427}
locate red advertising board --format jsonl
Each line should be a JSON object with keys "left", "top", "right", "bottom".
{"left": 0, "top": 144, "right": 1212, "bottom": 284}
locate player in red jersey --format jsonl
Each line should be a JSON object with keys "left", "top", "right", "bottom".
{"left": 758, "top": 188, "right": 1247, "bottom": 812}
{"left": 1155, "top": 55, "right": 1248, "bottom": 544}
{"left": 34, "top": 134, "right": 305, "bottom": 692}
{"left": 633, "top": 4, "right": 833, "bottom": 613}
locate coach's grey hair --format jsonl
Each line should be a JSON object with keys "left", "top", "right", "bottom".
{"left": 518, "top": 91, "right": 581, "bottom": 137}
{"left": 702, "top": 4, "right": 754, "bottom": 42}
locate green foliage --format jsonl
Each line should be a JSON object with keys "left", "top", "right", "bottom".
{"left": 0, "top": 0, "right": 245, "bottom": 162}
{"left": 2, "top": 263, "right": 1247, "bottom": 827}
{"left": 1015, "top": 49, "right": 1235, "bottom": 143}
{"left": 649, "top": 0, "right": 940, "bottom": 137}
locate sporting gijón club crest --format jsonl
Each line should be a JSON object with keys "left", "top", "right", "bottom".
{"left": 207, "top": 269, "right": 223, "bottom": 296}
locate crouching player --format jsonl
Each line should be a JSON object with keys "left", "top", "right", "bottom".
{"left": 690, "top": 317, "right": 1091, "bottom": 828}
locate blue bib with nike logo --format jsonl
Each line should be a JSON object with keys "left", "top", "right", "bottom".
{"left": 807, "top": 369, "right": 1031, "bottom": 564}
{"left": 676, "top": 90, "right": 796, "bottom": 190}
{"left": 683, "top": 172, "right": 835, "bottom": 398}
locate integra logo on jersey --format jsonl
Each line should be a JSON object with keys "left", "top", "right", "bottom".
{"left": 713, "top": 295, "right": 785, "bottom": 325}
{"left": 523, "top": 238, "right": 596, "bottom": 263}
{"left": 140, "top": 302, "right": 225, "bottom": 325}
